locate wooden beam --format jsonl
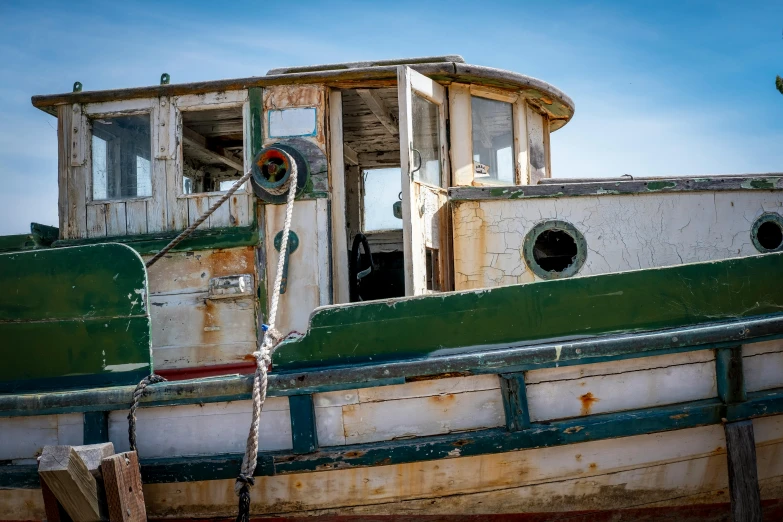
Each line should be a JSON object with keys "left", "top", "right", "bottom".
{"left": 101, "top": 452, "right": 147, "bottom": 522}
{"left": 38, "top": 446, "right": 102, "bottom": 522}
{"left": 182, "top": 126, "right": 244, "bottom": 172}
{"left": 724, "top": 420, "right": 763, "bottom": 522}
{"left": 343, "top": 143, "right": 359, "bottom": 166}
{"left": 356, "top": 89, "right": 399, "bottom": 137}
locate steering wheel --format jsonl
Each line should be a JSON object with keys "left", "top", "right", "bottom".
{"left": 349, "top": 233, "right": 374, "bottom": 302}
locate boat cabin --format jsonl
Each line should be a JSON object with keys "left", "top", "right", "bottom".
{"left": 22, "top": 54, "right": 783, "bottom": 381}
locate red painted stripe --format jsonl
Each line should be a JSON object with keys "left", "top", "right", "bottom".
{"left": 156, "top": 362, "right": 255, "bottom": 381}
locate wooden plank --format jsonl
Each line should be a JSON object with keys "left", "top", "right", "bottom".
{"left": 83, "top": 98, "right": 155, "bottom": 116}
{"left": 70, "top": 104, "right": 87, "bottom": 167}
{"left": 182, "top": 126, "right": 243, "bottom": 172}
{"left": 228, "top": 193, "right": 250, "bottom": 227}
{"left": 356, "top": 89, "right": 399, "bottom": 136}
{"left": 101, "top": 451, "right": 147, "bottom": 522}
{"left": 513, "top": 98, "right": 529, "bottom": 184}
{"left": 744, "top": 340, "right": 783, "bottom": 393}
{"left": 357, "top": 374, "right": 499, "bottom": 403}
{"left": 38, "top": 446, "right": 101, "bottom": 522}
{"left": 315, "top": 197, "right": 331, "bottom": 306}
{"left": 500, "top": 373, "right": 530, "bottom": 431}
{"left": 187, "top": 195, "right": 209, "bottom": 228}
{"left": 273, "top": 250, "right": 783, "bottom": 371}
{"left": 526, "top": 105, "right": 547, "bottom": 184}
{"left": 125, "top": 200, "right": 147, "bottom": 235}
{"left": 107, "top": 398, "right": 292, "bottom": 457}
{"left": 526, "top": 360, "right": 717, "bottom": 422}
{"left": 341, "top": 388, "right": 504, "bottom": 445}
{"left": 0, "top": 244, "right": 151, "bottom": 393}
{"left": 143, "top": 246, "right": 255, "bottom": 295}
{"left": 41, "top": 479, "right": 72, "bottom": 522}
{"left": 0, "top": 414, "right": 82, "bottom": 460}
{"left": 724, "top": 420, "right": 763, "bottom": 522}
{"left": 86, "top": 204, "right": 107, "bottom": 238}
{"left": 448, "top": 83, "right": 473, "bottom": 186}
{"left": 106, "top": 202, "right": 127, "bottom": 236}
{"left": 58, "top": 105, "right": 73, "bottom": 238}
{"left": 329, "top": 90, "right": 350, "bottom": 305}
{"left": 207, "top": 194, "right": 230, "bottom": 228}
{"left": 289, "top": 394, "right": 318, "bottom": 454}
{"left": 342, "top": 143, "right": 359, "bottom": 165}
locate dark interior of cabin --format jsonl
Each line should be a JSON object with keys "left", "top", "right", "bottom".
{"left": 341, "top": 88, "right": 405, "bottom": 302}
{"left": 181, "top": 107, "right": 244, "bottom": 194}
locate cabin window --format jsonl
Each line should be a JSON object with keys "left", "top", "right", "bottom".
{"left": 362, "top": 168, "right": 403, "bottom": 233}
{"left": 471, "top": 96, "right": 514, "bottom": 184}
{"left": 91, "top": 114, "right": 152, "bottom": 200}
{"left": 751, "top": 212, "right": 783, "bottom": 253}
{"left": 411, "top": 94, "right": 442, "bottom": 187}
{"left": 268, "top": 107, "right": 317, "bottom": 138}
{"left": 181, "top": 107, "right": 244, "bottom": 194}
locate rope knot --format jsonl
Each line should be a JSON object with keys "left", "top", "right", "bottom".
{"left": 236, "top": 474, "right": 255, "bottom": 487}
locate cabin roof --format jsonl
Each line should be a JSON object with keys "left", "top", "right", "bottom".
{"left": 30, "top": 56, "right": 575, "bottom": 129}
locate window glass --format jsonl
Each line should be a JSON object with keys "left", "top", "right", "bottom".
{"left": 91, "top": 114, "right": 152, "bottom": 200}
{"left": 471, "top": 96, "right": 514, "bottom": 183}
{"left": 362, "top": 168, "right": 402, "bottom": 232}
{"left": 411, "top": 94, "right": 441, "bottom": 187}
{"left": 182, "top": 106, "right": 244, "bottom": 194}
{"left": 268, "top": 107, "right": 317, "bottom": 138}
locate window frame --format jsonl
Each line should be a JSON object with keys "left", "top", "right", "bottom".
{"left": 84, "top": 99, "right": 155, "bottom": 205}
{"left": 172, "top": 91, "right": 251, "bottom": 200}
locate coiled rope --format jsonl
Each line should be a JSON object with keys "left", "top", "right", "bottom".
{"left": 235, "top": 150, "right": 298, "bottom": 522}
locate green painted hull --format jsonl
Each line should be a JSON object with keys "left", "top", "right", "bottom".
{"left": 0, "top": 243, "right": 152, "bottom": 393}
{"left": 274, "top": 252, "right": 783, "bottom": 370}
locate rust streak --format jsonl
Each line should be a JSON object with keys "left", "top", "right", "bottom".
{"left": 579, "top": 392, "right": 600, "bottom": 416}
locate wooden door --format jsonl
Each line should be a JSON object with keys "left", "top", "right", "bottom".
{"left": 397, "top": 66, "right": 452, "bottom": 296}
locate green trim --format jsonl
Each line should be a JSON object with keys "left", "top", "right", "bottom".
{"left": 716, "top": 346, "right": 746, "bottom": 405}
{"left": 273, "top": 252, "right": 783, "bottom": 370}
{"left": 51, "top": 226, "right": 259, "bottom": 255}
{"left": 500, "top": 373, "right": 530, "bottom": 431}
{"left": 6, "top": 388, "right": 783, "bottom": 489}
{"left": 751, "top": 212, "right": 783, "bottom": 253}
{"left": 83, "top": 411, "right": 109, "bottom": 444}
{"left": 249, "top": 87, "right": 263, "bottom": 159}
{"left": 289, "top": 394, "right": 318, "bottom": 454}
{"left": 0, "top": 234, "right": 39, "bottom": 253}
{"left": 2, "top": 316, "right": 782, "bottom": 418}
{"left": 522, "top": 219, "right": 587, "bottom": 280}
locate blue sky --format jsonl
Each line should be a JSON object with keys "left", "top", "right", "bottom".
{"left": 0, "top": 0, "right": 781, "bottom": 235}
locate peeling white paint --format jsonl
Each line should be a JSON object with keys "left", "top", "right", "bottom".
{"left": 103, "top": 362, "right": 149, "bottom": 372}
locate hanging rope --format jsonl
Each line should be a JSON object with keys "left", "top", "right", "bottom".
{"left": 235, "top": 151, "right": 298, "bottom": 522}
{"left": 127, "top": 373, "right": 167, "bottom": 452}
{"left": 145, "top": 170, "right": 253, "bottom": 269}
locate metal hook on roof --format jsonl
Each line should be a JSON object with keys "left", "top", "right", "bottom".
{"left": 72, "top": 82, "right": 82, "bottom": 93}
{"left": 160, "top": 73, "right": 170, "bottom": 85}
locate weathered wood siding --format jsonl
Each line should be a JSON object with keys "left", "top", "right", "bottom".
{"left": 744, "top": 339, "right": 783, "bottom": 393}
{"left": 452, "top": 191, "right": 783, "bottom": 289}
{"left": 0, "top": 413, "right": 83, "bottom": 463}
{"left": 143, "top": 247, "right": 257, "bottom": 370}
{"left": 58, "top": 91, "right": 253, "bottom": 240}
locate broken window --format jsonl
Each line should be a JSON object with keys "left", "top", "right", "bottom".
{"left": 471, "top": 96, "right": 514, "bottom": 184}
{"left": 181, "top": 107, "right": 244, "bottom": 194}
{"left": 411, "top": 94, "right": 442, "bottom": 187}
{"left": 362, "top": 168, "right": 403, "bottom": 232}
{"left": 91, "top": 114, "right": 152, "bottom": 200}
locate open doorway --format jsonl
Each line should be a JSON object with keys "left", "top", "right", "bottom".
{"left": 341, "top": 88, "right": 405, "bottom": 302}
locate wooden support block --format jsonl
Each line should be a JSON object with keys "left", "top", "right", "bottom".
{"left": 40, "top": 478, "right": 73, "bottom": 522}
{"left": 101, "top": 451, "right": 147, "bottom": 522}
{"left": 39, "top": 446, "right": 103, "bottom": 522}
{"left": 724, "top": 420, "right": 762, "bottom": 522}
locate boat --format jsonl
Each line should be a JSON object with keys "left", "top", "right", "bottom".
{"left": 1, "top": 54, "right": 783, "bottom": 521}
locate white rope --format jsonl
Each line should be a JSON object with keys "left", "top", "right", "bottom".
{"left": 234, "top": 150, "right": 298, "bottom": 499}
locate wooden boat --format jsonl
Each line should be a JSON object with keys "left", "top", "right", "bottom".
{"left": 2, "top": 55, "right": 783, "bottom": 521}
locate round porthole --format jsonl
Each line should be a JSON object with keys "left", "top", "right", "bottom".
{"left": 523, "top": 220, "right": 587, "bottom": 280}
{"left": 751, "top": 213, "right": 783, "bottom": 253}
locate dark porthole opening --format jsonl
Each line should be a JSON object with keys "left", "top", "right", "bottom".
{"left": 757, "top": 220, "right": 783, "bottom": 251}
{"left": 751, "top": 213, "right": 783, "bottom": 253}
{"left": 523, "top": 220, "right": 587, "bottom": 280}
{"left": 533, "top": 229, "right": 578, "bottom": 273}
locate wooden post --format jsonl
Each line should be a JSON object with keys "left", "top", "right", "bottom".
{"left": 724, "top": 420, "right": 763, "bottom": 522}
{"left": 101, "top": 451, "right": 147, "bottom": 522}
{"left": 38, "top": 446, "right": 103, "bottom": 522}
